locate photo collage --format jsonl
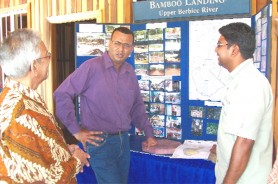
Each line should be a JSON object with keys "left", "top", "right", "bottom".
{"left": 188, "top": 106, "right": 221, "bottom": 138}
{"left": 75, "top": 23, "right": 220, "bottom": 141}
{"left": 133, "top": 27, "right": 183, "bottom": 140}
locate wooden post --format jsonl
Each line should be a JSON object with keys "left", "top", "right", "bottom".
{"left": 271, "top": 0, "right": 278, "bottom": 152}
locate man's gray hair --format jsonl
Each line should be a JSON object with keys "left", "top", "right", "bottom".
{"left": 0, "top": 29, "right": 42, "bottom": 78}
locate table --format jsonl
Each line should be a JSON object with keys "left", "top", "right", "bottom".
{"left": 77, "top": 135, "right": 216, "bottom": 184}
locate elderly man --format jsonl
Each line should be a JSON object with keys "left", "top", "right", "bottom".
{"left": 0, "top": 29, "right": 93, "bottom": 183}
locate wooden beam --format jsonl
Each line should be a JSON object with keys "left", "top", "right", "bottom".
{"left": 82, "top": 0, "right": 87, "bottom": 12}
{"left": 99, "top": 0, "right": 106, "bottom": 22}
{"left": 117, "top": 0, "right": 123, "bottom": 23}
{"left": 66, "top": 0, "right": 71, "bottom": 14}
{"left": 27, "top": 1, "right": 31, "bottom": 28}
{"left": 271, "top": 0, "right": 278, "bottom": 151}
{"left": 124, "top": 0, "right": 132, "bottom": 23}
{"left": 110, "top": 0, "right": 117, "bottom": 23}
{"left": 60, "top": 0, "right": 66, "bottom": 15}
{"left": 87, "top": 0, "right": 93, "bottom": 11}
{"left": 52, "top": 0, "right": 57, "bottom": 16}
{"left": 76, "top": 0, "right": 82, "bottom": 12}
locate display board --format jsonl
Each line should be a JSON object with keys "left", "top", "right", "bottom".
{"left": 75, "top": 5, "right": 271, "bottom": 141}
{"left": 253, "top": 4, "right": 272, "bottom": 79}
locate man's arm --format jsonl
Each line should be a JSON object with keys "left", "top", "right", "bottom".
{"left": 224, "top": 137, "right": 254, "bottom": 183}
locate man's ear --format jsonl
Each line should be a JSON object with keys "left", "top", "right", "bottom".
{"left": 231, "top": 44, "right": 240, "bottom": 56}
{"left": 30, "top": 60, "right": 38, "bottom": 76}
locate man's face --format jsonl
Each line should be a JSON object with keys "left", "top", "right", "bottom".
{"left": 215, "top": 35, "right": 232, "bottom": 70}
{"left": 108, "top": 31, "right": 134, "bottom": 66}
{"left": 36, "top": 42, "right": 51, "bottom": 82}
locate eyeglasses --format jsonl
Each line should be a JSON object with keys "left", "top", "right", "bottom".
{"left": 35, "top": 52, "right": 52, "bottom": 61}
{"left": 216, "top": 42, "right": 228, "bottom": 48}
{"left": 111, "top": 40, "right": 133, "bottom": 49}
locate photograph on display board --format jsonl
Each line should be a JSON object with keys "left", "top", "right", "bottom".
{"left": 262, "top": 23, "right": 267, "bottom": 40}
{"left": 165, "top": 80, "right": 181, "bottom": 92}
{"left": 149, "top": 51, "right": 164, "bottom": 63}
{"left": 135, "top": 64, "right": 148, "bottom": 76}
{"left": 150, "top": 114, "right": 165, "bottom": 127}
{"left": 150, "top": 78, "right": 165, "bottom": 91}
{"left": 148, "top": 42, "right": 163, "bottom": 52}
{"left": 206, "top": 107, "right": 221, "bottom": 120}
{"left": 151, "top": 91, "right": 164, "bottom": 103}
{"left": 134, "top": 44, "right": 148, "bottom": 53}
{"left": 166, "top": 116, "right": 182, "bottom": 140}
{"left": 189, "top": 106, "right": 205, "bottom": 118}
{"left": 144, "top": 103, "right": 150, "bottom": 113}
{"left": 135, "top": 52, "right": 148, "bottom": 64}
{"left": 165, "top": 51, "right": 181, "bottom": 63}
{"left": 165, "top": 92, "right": 181, "bottom": 104}
{"left": 138, "top": 79, "right": 150, "bottom": 91}
{"left": 165, "top": 39, "right": 181, "bottom": 51}
{"left": 261, "top": 39, "right": 267, "bottom": 59}
{"left": 148, "top": 28, "right": 163, "bottom": 41}
{"left": 149, "top": 64, "right": 164, "bottom": 76}
{"left": 150, "top": 103, "right": 165, "bottom": 115}
{"left": 166, "top": 104, "right": 181, "bottom": 116}
{"left": 76, "top": 32, "right": 105, "bottom": 56}
{"left": 255, "top": 44, "right": 262, "bottom": 62}
{"left": 191, "top": 118, "right": 203, "bottom": 136}
{"left": 134, "top": 30, "right": 148, "bottom": 42}
{"left": 153, "top": 126, "right": 165, "bottom": 137}
{"left": 165, "top": 63, "right": 180, "bottom": 76}
{"left": 261, "top": 55, "right": 267, "bottom": 72}
{"left": 206, "top": 122, "right": 218, "bottom": 135}
{"left": 165, "top": 27, "right": 181, "bottom": 40}
{"left": 140, "top": 90, "right": 150, "bottom": 102}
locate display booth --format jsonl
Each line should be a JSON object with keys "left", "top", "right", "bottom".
{"left": 75, "top": 1, "right": 272, "bottom": 183}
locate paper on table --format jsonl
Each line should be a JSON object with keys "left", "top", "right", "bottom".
{"left": 142, "top": 139, "right": 182, "bottom": 155}
{"left": 171, "top": 140, "right": 216, "bottom": 159}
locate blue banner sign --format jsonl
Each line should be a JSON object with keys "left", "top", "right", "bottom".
{"left": 133, "top": 0, "right": 251, "bottom": 22}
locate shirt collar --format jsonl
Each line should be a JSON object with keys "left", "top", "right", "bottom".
{"left": 103, "top": 51, "right": 132, "bottom": 74}
{"left": 230, "top": 58, "right": 253, "bottom": 79}
{"left": 4, "top": 78, "right": 47, "bottom": 108}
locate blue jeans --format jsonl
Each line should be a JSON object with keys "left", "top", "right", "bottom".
{"left": 86, "top": 132, "right": 130, "bottom": 184}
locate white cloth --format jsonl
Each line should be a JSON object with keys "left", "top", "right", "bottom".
{"left": 215, "top": 59, "right": 273, "bottom": 184}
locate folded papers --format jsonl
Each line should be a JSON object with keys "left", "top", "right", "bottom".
{"left": 172, "top": 140, "right": 216, "bottom": 159}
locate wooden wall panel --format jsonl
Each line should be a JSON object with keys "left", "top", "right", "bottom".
{"left": 272, "top": 0, "right": 278, "bottom": 152}
{"left": 110, "top": 0, "right": 117, "bottom": 23}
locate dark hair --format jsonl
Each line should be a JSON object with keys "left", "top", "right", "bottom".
{"left": 219, "top": 22, "right": 255, "bottom": 59}
{"left": 111, "top": 27, "right": 134, "bottom": 43}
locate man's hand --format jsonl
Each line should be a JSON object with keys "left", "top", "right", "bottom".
{"left": 142, "top": 137, "right": 157, "bottom": 149}
{"left": 74, "top": 129, "right": 103, "bottom": 150}
{"left": 70, "top": 145, "right": 91, "bottom": 173}
{"left": 210, "top": 144, "right": 217, "bottom": 155}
